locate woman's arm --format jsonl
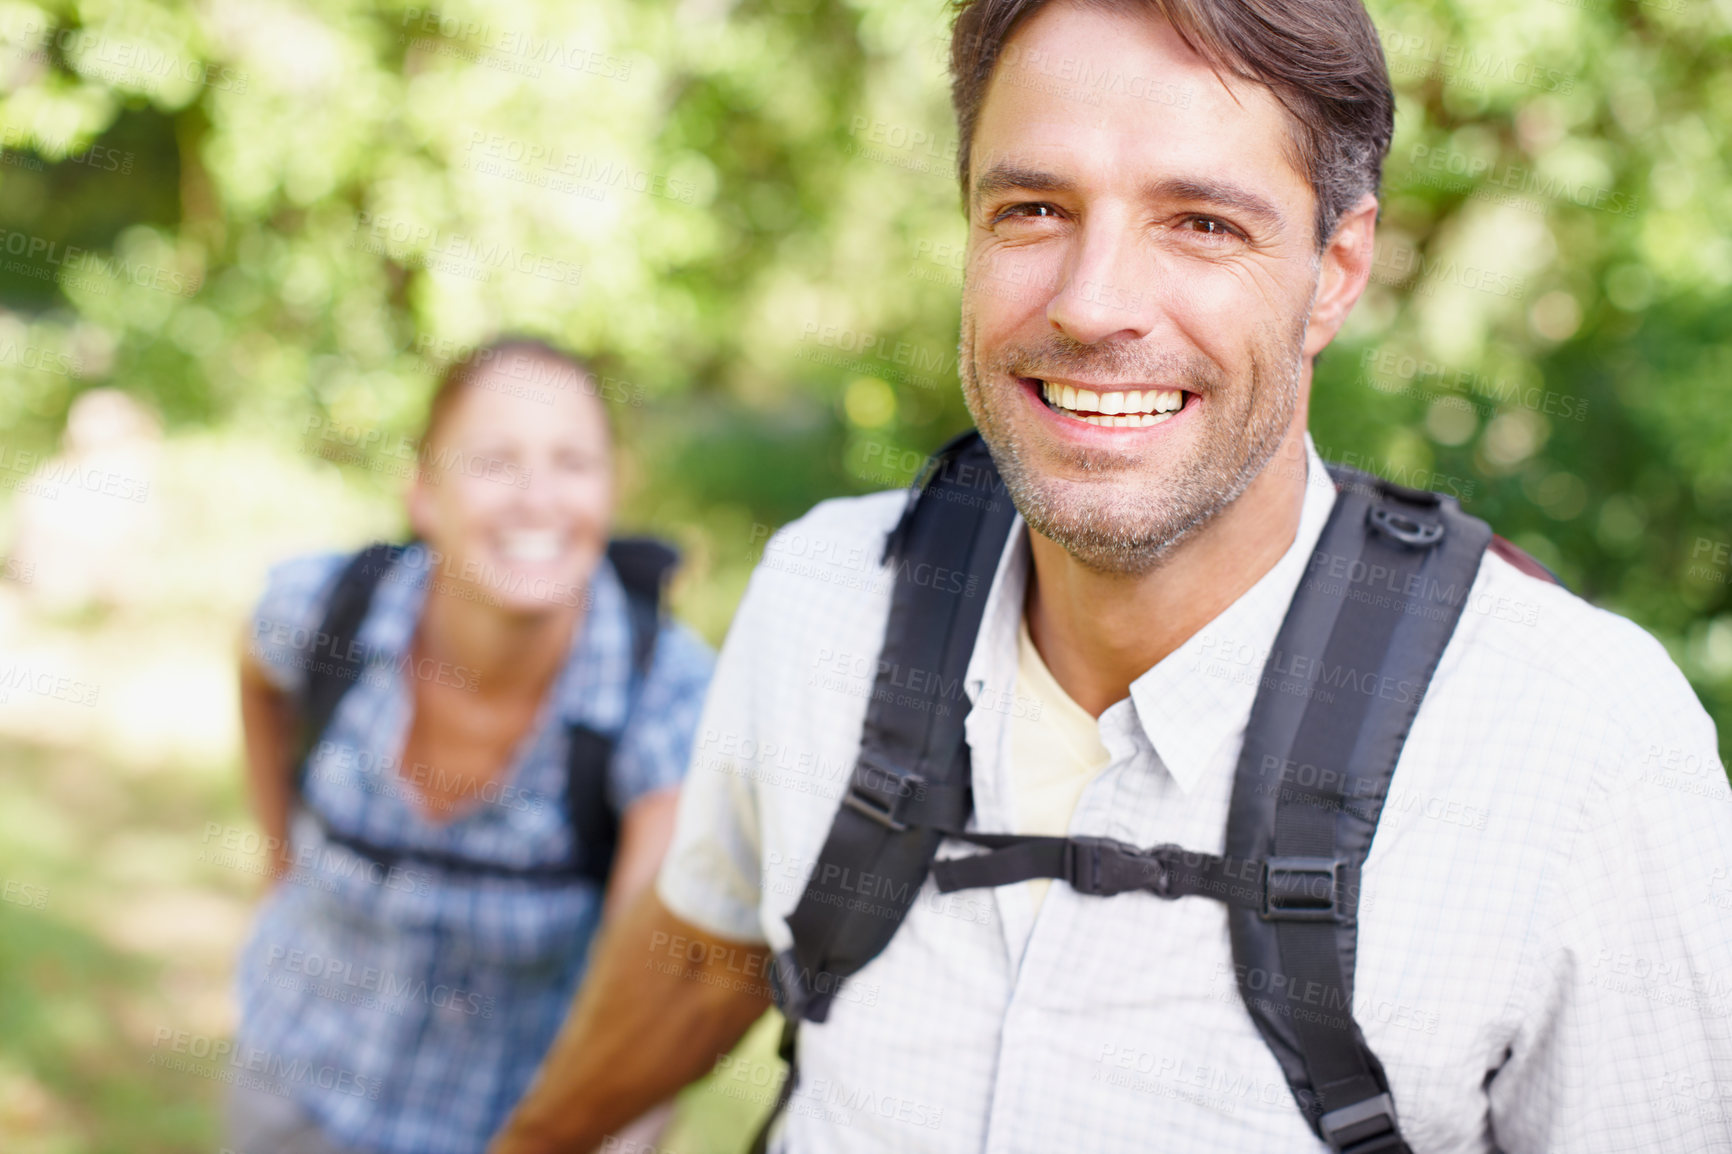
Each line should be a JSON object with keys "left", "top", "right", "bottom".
{"left": 599, "top": 785, "right": 682, "bottom": 923}
{"left": 237, "top": 636, "right": 299, "bottom": 885}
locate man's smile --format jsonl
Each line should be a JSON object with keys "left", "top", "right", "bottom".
{"left": 1018, "top": 375, "right": 1199, "bottom": 430}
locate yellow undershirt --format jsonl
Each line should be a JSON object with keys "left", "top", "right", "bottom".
{"left": 1010, "top": 614, "right": 1113, "bottom": 915}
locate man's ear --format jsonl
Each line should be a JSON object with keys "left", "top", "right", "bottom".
{"left": 1302, "top": 192, "right": 1380, "bottom": 359}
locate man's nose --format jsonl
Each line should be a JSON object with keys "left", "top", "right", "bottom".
{"left": 1043, "top": 214, "right": 1170, "bottom": 346}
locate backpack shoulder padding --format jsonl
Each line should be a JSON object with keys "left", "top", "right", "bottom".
{"left": 294, "top": 541, "right": 405, "bottom": 790}
{"left": 777, "top": 432, "right": 1016, "bottom": 1023}
{"left": 569, "top": 536, "right": 681, "bottom": 882}
{"left": 1219, "top": 461, "right": 1491, "bottom": 1151}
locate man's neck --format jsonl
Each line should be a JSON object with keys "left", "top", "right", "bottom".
{"left": 1024, "top": 425, "right": 1311, "bottom": 718}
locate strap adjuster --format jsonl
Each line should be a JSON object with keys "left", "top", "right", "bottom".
{"left": 1261, "top": 856, "right": 1348, "bottom": 922}
{"left": 841, "top": 758, "right": 928, "bottom": 832}
{"left": 1367, "top": 504, "right": 1444, "bottom": 548}
{"left": 1319, "top": 1092, "right": 1400, "bottom": 1153}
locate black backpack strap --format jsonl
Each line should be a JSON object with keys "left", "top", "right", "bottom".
{"left": 777, "top": 432, "right": 1014, "bottom": 1020}
{"left": 751, "top": 432, "right": 1015, "bottom": 1154}
{"left": 293, "top": 542, "right": 406, "bottom": 792}
{"left": 1218, "top": 464, "right": 1491, "bottom": 1154}
{"left": 561, "top": 537, "right": 681, "bottom": 886}
{"left": 563, "top": 724, "right": 619, "bottom": 885}
{"left": 930, "top": 832, "right": 1273, "bottom": 908}
{"left": 605, "top": 536, "right": 679, "bottom": 674}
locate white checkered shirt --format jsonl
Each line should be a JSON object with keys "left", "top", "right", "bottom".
{"left": 658, "top": 434, "right": 1732, "bottom": 1153}
{"left": 237, "top": 543, "right": 713, "bottom": 1154}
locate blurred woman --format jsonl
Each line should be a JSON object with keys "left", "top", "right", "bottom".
{"left": 230, "top": 337, "right": 712, "bottom": 1154}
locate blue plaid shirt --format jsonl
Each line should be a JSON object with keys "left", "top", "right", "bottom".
{"left": 234, "top": 542, "right": 713, "bottom": 1154}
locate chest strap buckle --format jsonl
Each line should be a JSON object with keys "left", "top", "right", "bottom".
{"left": 1064, "top": 837, "right": 1179, "bottom": 897}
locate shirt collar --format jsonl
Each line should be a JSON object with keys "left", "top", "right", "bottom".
{"left": 1129, "top": 434, "right": 1336, "bottom": 793}
{"left": 964, "top": 515, "right": 1031, "bottom": 707}
{"left": 965, "top": 433, "right": 1337, "bottom": 796}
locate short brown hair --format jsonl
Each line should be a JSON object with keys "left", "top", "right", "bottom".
{"left": 418, "top": 335, "right": 610, "bottom": 464}
{"left": 949, "top": 0, "right": 1394, "bottom": 246}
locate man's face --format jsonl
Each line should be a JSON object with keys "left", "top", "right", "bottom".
{"left": 960, "top": 1, "right": 1350, "bottom": 574}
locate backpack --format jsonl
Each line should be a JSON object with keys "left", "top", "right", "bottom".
{"left": 756, "top": 431, "right": 1557, "bottom": 1154}
{"left": 288, "top": 537, "right": 677, "bottom": 885}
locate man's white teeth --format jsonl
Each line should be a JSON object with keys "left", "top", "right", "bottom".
{"left": 499, "top": 530, "right": 563, "bottom": 563}
{"left": 1039, "top": 381, "right": 1185, "bottom": 423}
{"left": 1072, "top": 411, "right": 1173, "bottom": 427}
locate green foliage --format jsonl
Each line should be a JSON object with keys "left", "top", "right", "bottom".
{"left": 11, "top": 0, "right": 1723, "bottom": 669}
{"left": 6, "top": 0, "right": 1715, "bottom": 663}
{"left": 0, "top": 0, "right": 1726, "bottom": 830}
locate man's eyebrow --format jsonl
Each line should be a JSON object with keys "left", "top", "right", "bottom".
{"left": 971, "top": 163, "right": 1075, "bottom": 205}
{"left": 1145, "top": 177, "right": 1285, "bottom": 231}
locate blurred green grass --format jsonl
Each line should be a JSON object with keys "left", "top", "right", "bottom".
{"left": 0, "top": 735, "right": 227, "bottom": 1153}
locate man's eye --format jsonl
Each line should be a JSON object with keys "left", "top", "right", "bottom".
{"left": 1185, "top": 216, "right": 1239, "bottom": 239}
{"left": 994, "top": 202, "right": 1061, "bottom": 224}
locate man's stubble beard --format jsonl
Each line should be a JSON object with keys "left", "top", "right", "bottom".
{"left": 958, "top": 307, "right": 1308, "bottom": 577}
